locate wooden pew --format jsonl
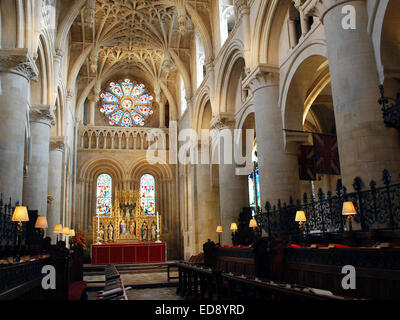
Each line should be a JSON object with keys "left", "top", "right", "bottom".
{"left": 0, "top": 256, "right": 50, "bottom": 300}
{"left": 282, "top": 246, "right": 400, "bottom": 300}
{"left": 96, "top": 265, "right": 128, "bottom": 300}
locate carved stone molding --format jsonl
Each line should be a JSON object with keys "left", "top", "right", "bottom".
{"left": 210, "top": 113, "right": 236, "bottom": 130}
{"left": 0, "top": 49, "right": 39, "bottom": 81}
{"left": 243, "top": 64, "right": 280, "bottom": 93}
{"left": 301, "top": 0, "right": 356, "bottom": 21}
{"left": 30, "top": 105, "right": 56, "bottom": 127}
{"left": 234, "top": 0, "right": 249, "bottom": 16}
{"left": 283, "top": 130, "right": 312, "bottom": 154}
{"left": 50, "top": 136, "right": 66, "bottom": 152}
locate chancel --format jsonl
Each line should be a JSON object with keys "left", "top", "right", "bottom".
{"left": 1, "top": 0, "right": 400, "bottom": 303}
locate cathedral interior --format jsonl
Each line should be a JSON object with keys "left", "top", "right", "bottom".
{"left": 1, "top": 0, "right": 400, "bottom": 303}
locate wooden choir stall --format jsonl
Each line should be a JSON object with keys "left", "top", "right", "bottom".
{"left": 91, "top": 190, "right": 166, "bottom": 265}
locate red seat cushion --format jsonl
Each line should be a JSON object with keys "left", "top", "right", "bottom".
{"left": 69, "top": 281, "right": 87, "bottom": 300}
{"left": 333, "top": 244, "right": 350, "bottom": 248}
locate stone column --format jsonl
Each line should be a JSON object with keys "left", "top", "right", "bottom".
{"left": 288, "top": 18, "right": 298, "bottom": 49}
{"left": 302, "top": 0, "right": 400, "bottom": 187}
{"left": 0, "top": 49, "right": 38, "bottom": 203}
{"left": 244, "top": 65, "right": 300, "bottom": 207}
{"left": 159, "top": 100, "right": 166, "bottom": 128}
{"left": 235, "top": 0, "right": 251, "bottom": 71}
{"left": 47, "top": 137, "right": 65, "bottom": 242}
{"left": 212, "top": 114, "right": 248, "bottom": 245}
{"left": 87, "top": 92, "right": 98, "bottom": 125}
{"left": 193, "top": 144, "right": 220, "bottom": 251}
{"left": 23, "top": 105, "right": 55, "bottom": 216}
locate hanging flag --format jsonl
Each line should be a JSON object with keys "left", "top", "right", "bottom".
{"left": 313, "top": 133, "right": 341, "bottom": 175}
{"left": 298, "top": 145, "right": 316, "bottom": 181}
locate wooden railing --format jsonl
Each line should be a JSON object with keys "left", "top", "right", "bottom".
{"left": 79, "top": 126, "right": 169, "bottom": 151}
{"left": 0, "top": 256, "right": 50, "bottom": 300}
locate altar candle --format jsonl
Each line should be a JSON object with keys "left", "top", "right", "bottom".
{"left": 157, "top": 212, "right": 160, "bottom": 231}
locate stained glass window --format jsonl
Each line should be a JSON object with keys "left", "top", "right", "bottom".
{"left": 100, "top": 79, "right": 154, "bottom": 127}
{"left": 140, "top": 174, "right": 156, "bottom": 216}
{"left": 96, "top": 174, "right": 112, "bottom": 217}
{"left": 248, "top": 145, "right": 261, "bottom": 212}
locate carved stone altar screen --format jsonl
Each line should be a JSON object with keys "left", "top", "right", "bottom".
{"left": 93, "top": 190, "right": 161, "bottom": 243}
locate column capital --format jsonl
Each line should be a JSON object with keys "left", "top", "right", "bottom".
{"left": 0, "top": 48, "right": 39, "bottom": 81}
{"left": 242, "top": 64, "right": 280, "bottom": 93}
{"left": 210, "top": 113, "right": 235, "bottom": 130}
{"left": 50, "top": 136, "right": 66, "bottom": 152}
{"left": 30, "top": 105, "right": 56, "bottom": 127}
{"left": 301, "top": 0, "right": 355, "bottom": 21}
{"left": 234, "top": 0, "right": 249, "bottom": 16}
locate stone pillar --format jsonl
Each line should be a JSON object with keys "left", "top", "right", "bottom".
{"left": 288, "top": 18, "right": 298, "bottom": 49}
{"left": 47, "top": 137, "right": 65, "bottom": 242}
{"left": 0, "top": 49, "right": 38, "bottom": 203}
{"left": 235, "top": 0, "right": 251, "bottom": 71}
{"left": 244, "top": 65, "right": 300, "bottom": 207}
{"left": 302, "top": 0, "right": 400, "bottom": 186}
{"left": 212, "top": 114, "right": 248, "bottom": 245}
{"left": 193, "top": 145, "right": 220, "bottom": 251}
{"left": 159, "top": 100, "right": 166, "bottom": 128}
{"left": 23, "top": 105, "right": 55, "bottom": 216}
{"left": 87, "top": 92, "right": 98, "bottom": 125}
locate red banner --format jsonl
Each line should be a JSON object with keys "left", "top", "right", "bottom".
{"left": 298, "top": 145, "right": 316, "bottom": 181}
{"left": 313, "top": 133, "right": 341, "bottom": 175}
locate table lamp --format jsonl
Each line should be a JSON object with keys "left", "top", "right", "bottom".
{"left": 295, "top": 211, "right": 307, "bottom": 231}
{"left": 54, "top": 224, "right": 62, "bottom": 242}
{"left": 35, "top": 216, "right": 48, "bottom": 238}
{"left": 216, "top": 225, "right": 223, "bottom": 246}
{"left": 342, "top": 201, "right": 357, "bottom": 231}
{"left": 69, "top": 229, "right": 75, "bottom": 237}
{"left": 12, "top": 206, "right": 29, "bottom": 260}
{"left": 249, "top": 219, "right": 258, "bottom": 229}
{"left": 230, "top": 223, "right": 238, "bottom": 246}
{"left": 62, "top": 227, "right": 70, "bottom": 240}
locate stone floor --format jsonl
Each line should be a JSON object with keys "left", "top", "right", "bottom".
{"left": 84, "top": 266, "right": 181, "bottom": 300}
{"left": 126, "top": 287, "right": 182, "bottom": 300}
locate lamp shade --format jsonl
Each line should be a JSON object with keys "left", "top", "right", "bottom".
{"left": 11, "top": 206, "right": 29, "bottom": 222}
{"left": 230, "top": 223, "right": 238, "bottom": 231}
{"left": 69, "top": 229, "right": 75, "bottom": 237}
{"left": 249, "top": 219, "right": 258, "bottom": 228}
{"left": 295, "top": 211, "right": 307, "bottom": 222}
{"left": 54, "top": 224, "right": 63, "bottom": 233}
{"left": 62, "top": 227, "right": 70, "bottom": 235}
{"left": 35, "top": 216, "right": 48, "bottom": 229}
{"left": 342, "top": 201, "right": 357, "bottom": 216}
{"left": 216, "top": 226, "right": 223, "bottom": 233}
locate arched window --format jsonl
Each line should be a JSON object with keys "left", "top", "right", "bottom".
{"left": 96, "top": 173, "right": 112, "bottom": 216}
{"left": 196, "top": 31, "right": 206, "bottom": 88}
{"left": 180, "top": 75, "right": 187, "bottom": 116}
{"left": 100, "top": 79, "right": 154, "bottom": 127}
{"left": 140, "top": 174, "right": 156, "bottom": 216}
{"left": 219, "top": 0, "right": 235, "bottom": 46}
{"left": 248, "top": 145, "right": 261, "bottom": 213}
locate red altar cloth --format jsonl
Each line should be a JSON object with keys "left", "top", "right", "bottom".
{"left": 91, "top": 242, "right": 166, "bottom": 265}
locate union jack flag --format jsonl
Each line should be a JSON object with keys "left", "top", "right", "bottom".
{"left": 298, "top": 145, "right": 316, "bottom": 181}
{"left": 313, "top": 133, "right": 341, "bottom": 175}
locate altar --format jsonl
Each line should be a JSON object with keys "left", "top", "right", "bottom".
{"left": 91, "top": 242, "right": 166, "bottom": 265}
{"left": 91, "top": 189, "right": 166, "bottom": 264}
{"left": 93, "top": 190, "right": 162, "bottom": 244}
